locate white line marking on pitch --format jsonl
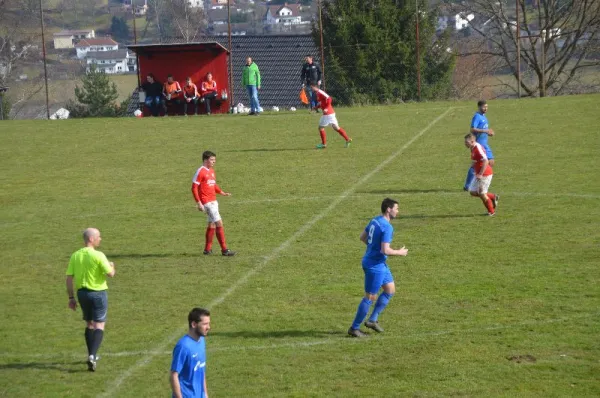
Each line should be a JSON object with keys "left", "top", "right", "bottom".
{"left": 3, "top": 311, "right": 596, "bottom": 361}
{"left": 97, "top": 108, "right": 454, "bottom": 397}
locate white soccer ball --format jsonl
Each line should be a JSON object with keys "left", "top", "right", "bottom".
{"left": 258, "top": 106, "right": 263, "bottom": 113}
{"left": 133, "top": 109, "right": 142, "bottom": 117}
{"left": 290, "top": 107, "right": 296, "bottom": 112}
{"left": 272, "top": 106, "right": 279, "bottom": 112}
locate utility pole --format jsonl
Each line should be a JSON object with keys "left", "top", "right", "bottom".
{"left": 39, "top": 0, "right": 50, "bottom": 119}
{"left": 516, "top": 0, "right": 521, "bottom": 98}
{"left": 318, "top": 0, "right": 326, "bottom": 90}
{"left": 415, "top": 0, "right": 421, "bottom": 101}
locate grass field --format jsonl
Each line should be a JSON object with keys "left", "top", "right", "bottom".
{"left": 1, "top": 95, "right": 599, "bottom": 397}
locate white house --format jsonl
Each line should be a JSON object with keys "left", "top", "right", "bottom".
{"left": 85, "top": 49, "right": 136, "bottom": 74}
{"left": 123, "top": 0, "right": 149, "bottom": 16}
{"left": 208, "top": 0, "right": 229, "bottom": 10}
{"left": 454, "top": 13, "right": 475, "bottom": 31}
{"left": 75, "top": 38, "right": 119, "bottom": 59}
{"left": 188, "top": 0, "right": 203, "bottom": 7}
{"left": 53, "top": 29, "right": 95, "bottom": 49}
{"left": 264, "top": 3, "right": 302, "bottom": 25}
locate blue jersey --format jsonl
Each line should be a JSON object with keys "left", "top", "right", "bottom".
{"left": 362, "top": 215, "right": 394, "bottom": 268}
{"left": 471, "top": 112, "right": 490, "bottom": 147}
{"left": 171, "top": 335, "right": 207, "bottom": 398}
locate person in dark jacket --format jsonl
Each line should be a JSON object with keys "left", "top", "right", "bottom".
{"left": 140, "top": 74, "right": 163, "bottom": 116}
{"left": 300, "top": 55, "right": 322, "bottom": 111}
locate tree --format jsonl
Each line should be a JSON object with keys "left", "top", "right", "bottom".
{"left": 111, "top": 16, "right": 130, "bottom": 42}
{"left": 146, "top": 0, "right": 205, "bottom": 42}
{"left": 445, "top": 0, "right": 600, "bottom": 97}
{"left": 67, "top": 64, "right": 121, "bottom": 117}
{"left": 316, "top": 0, "right": 455, "bottom": 104}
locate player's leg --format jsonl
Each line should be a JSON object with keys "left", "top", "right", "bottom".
{"left": 365, "top": 268, "right": 395, "bottom": 332}
{"left": 317, "top": 118, "right": 328, "bottom": 148}
{"left": 204, "top": 220, "right": 216, "bottom": 254}
{"left": 87, "top": 291, "right": 108, "bottom": 371}
{"left": 331, "top": 121, "right": 351, "bottom": 147}
{"left": 478, "top": 176, "right": 495, "bottom": 215}
{"left": 349, "top": 268, "right": 384, "bottom": 337}
{"left": 78, "top": 289, "right": 94, "bottom": 357}
{"left": 464, "top": 167, "right": 476, "bottom": 191}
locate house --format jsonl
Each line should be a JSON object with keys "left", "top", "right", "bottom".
{"left": 207, "top": 9, "right": 229, "bottom": 25}
{"left": 211, "top": 23, "right": 250, "bottom": 36}
{"left": 85, "top": 49, "right": 136, "bottom": 74}
{"left": 75, "top": 37, "right": 119, "bottom": 59}
{"left": 53, "top": 29, "right": 95, "bottom": 49}
{"left": 264, "top": 3, "right": 302, "bottom": 25}
{"left": 188, "top": 0, "right": 203, "bottom": 7}
{"left": 208, "top": 0, "right": 230, "bottom": 10}
{"left": 123, "top": 0, "right": 149, "bottom": 16}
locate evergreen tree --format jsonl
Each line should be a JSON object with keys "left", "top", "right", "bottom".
{"left": 110, "top": 16, "right": 130, "bottom": 42}
{"left": 315, "top": 0, "right": 454, "bottom": 104}
{"left": 68, "top": 64, "right": 121, "bottom": 118}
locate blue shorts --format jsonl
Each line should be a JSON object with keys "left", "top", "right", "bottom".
{"left": 363, "top": 265, "right": 394, "bottom": 295}
{"left": 77, "top": 289, "right": 108, "bottom": 322}
{"left": 483, "top": 145, "right": 494, "bottom": 159}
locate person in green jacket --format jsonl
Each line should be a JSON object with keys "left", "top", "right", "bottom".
{"left": 242, "top": 57, "right": 261, "bottom": 115}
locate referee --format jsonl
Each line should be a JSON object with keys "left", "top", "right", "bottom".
{"left": 65, "top": 228, "right": 116, "bottom": 371}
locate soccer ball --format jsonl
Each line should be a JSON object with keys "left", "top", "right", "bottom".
{"left": 290, "top": 107, "right": 297, "bottom": 112}
{"left": 133, "top": 109, "right": 142, "bottom": 118}
{"left": 272, "top": 106, "right": 279, "bottom": 112}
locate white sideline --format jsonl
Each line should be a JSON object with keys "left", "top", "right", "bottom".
{"left": 3, "top": 311, "right": 596, "bottom": 361}
{"left": 97, "top": 108, "right": 453, "bottom": 397}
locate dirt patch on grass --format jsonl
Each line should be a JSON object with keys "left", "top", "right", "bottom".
{"left": 507, "top": 354, "right": 537, "bottom": 363}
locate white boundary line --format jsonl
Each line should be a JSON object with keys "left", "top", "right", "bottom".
{"left": 97, "top": 108, "right": 453, "bottom": 397}
{"left": 2, "top": 191, "right": 599, "bottom": 229}
{"left": 3, "top": 311, "right": 596, "bottom": 361}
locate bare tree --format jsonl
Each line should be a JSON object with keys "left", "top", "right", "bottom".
{"left": 168, "top": 0, "right": 205, "bottom": 42}
{"left": 445, "top": 0, "right": 600, "bottom": 97}
{"left": 0, "top": 0, "right": 39, "bottom": 86}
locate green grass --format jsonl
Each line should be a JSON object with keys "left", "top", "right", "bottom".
{"left": 1, "top": 96, "right": 599, "bottom": 397}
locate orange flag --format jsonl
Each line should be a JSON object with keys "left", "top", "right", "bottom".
{"left": 299, "top": 88, "right": 309, "bottom": 105}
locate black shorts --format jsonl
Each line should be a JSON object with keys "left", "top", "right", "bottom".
{"left": 77, "top": 289, "right": 108, "bottom": 322}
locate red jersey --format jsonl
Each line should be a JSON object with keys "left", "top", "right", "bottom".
{"left": 201, "top": 80, "right": 217, "bottom": 95}
{"left": 191, "top": 166, "right": 222, "bottom": 204}
{"left": 315, "top": 89, "right": 334, "bottom": 115}
{"left": 471, "top": 143, "right": 493, "bottom": 176}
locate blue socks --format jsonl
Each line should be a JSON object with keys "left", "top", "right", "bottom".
{"left": 464, "top": 167, "right": 475, "bottom": 190}
{"left": 369, "top": 292, "right": 393, "bottom": 322}
{"left": 351, "top": 297, "right": 372, "bottom": 330}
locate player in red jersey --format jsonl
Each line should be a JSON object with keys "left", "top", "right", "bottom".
{"left": 191, "top": 151, "right": 236, "bottom": 256}
{"left": 464, "top": 133, "right": 499, "bottom": 216}
{"left": 310, "top": 83, "right": 352, "bottom": 149}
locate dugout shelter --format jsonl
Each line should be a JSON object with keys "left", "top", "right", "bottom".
{"left": 128, "top": 42, "right": 230, "bottom": 115}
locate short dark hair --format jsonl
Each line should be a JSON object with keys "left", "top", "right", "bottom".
{"left": 381, "top": 198, "right": 398, "bottom": 214}
{"left": 168, "top": 74, "right": 173, "bottom": 78}
{"left": 147, "top": 73, "right": 155, "bottom": 79}
{"left": 465, "top": 133, "right": 476, "bottom": 140}
{"left": 188, "top": 307, "right": 210, "bottom": 327}
{"left": 477, "top": 100, "right": 487, "bottom": 107}
{"left": 202, "top": 150, "right": 216, "bottom": 161}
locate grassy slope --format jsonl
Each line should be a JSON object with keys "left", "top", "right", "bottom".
{"left": 0, "top": 96, "right": 599, "bottom": 397}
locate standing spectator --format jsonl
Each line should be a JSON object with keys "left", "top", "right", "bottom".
{"left": 191, "top": 150, "right": 236, "bottom": 256}
{"left": 170, "top": 308, "right": 211, "bottom": 398}
{"left": 464, "top": 100, "right": 495, "bottom": 190}
{"left": 183, "top": 77, "right": 199, "bottom": 116}
{"left": 348, "top": 199, "right": 408, "bottom": 338}
{"left": 200, "top": 73, "right": 218, "bottom": 115}
{"left": 242, "top": 57, "right": 261, "bottom": 116}
{"left": 301, "top": 55, "right": 322, "bottom": 111}
{"left": 162, "top": 75, "right": 183, "bottom": 116}
{"left": 65, "top": 228, "right": 116, "bottom": 371}
{"left": 310, "top": 83, "right": 352, "bottom": 149}
{"left": 464, "top": 133, "right": 498, "bottom": 216}
{"left": 141, "top": 74, "right": 163, "bottom": 117}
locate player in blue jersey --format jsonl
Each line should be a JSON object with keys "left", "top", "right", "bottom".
{"left": 348, "top": 198, "right": 409, "bottom": 337}
{"left": 171, "top": 308, "right": 211, "bottom": 398}
{"left": 464, "top": 100, "right": 495, "bottom": 190}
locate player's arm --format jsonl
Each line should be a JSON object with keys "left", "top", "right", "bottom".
{"left": 381, "top": 242, "right": 408, "bottom": 256}
{"left": 170, "top": 371, "right": 183, "bottom": 398}
{"left": 476, "top": 159, "right": 489, "bottom": 178}
{"left": 215, "top": 184, "right": 231, "bottom": 197}
{"left": 191, "top": 183, "right": 205, "bottom": 211}
{"left": 66, "top": 274, "right": 77, "bottom": 310}
{"left": 359, "top": 230, "right": 368, "bottom": 245}
{"left": 470, "top": 126, "right": 494, "bottom": 135}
